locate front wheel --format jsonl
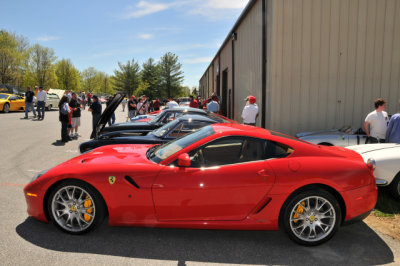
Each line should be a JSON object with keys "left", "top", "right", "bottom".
{"left": 282, "top": 189, "right": 341, "bottom": 246}
{"left": 389, "top": 173, "right": 400, "bottom": 201}
{"left": 47, "top": 180, "right": 106, "bottom": 234}
{"left": 3, "top": 103, "right": 10, "bottom": 113}
{"left": 47, "top": 104, "right": 52, "bottom": 111}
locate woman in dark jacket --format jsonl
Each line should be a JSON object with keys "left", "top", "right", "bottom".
{"left": 58, "top": 96, "right": 71, "bottom": 142}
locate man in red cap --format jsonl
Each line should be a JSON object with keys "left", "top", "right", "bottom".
{"left": 241, "top": 95, "right": 258, "bottom": 126}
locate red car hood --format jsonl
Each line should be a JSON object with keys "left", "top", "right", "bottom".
{"left": 63, "top": 144, "right": 156, "bottom": 166}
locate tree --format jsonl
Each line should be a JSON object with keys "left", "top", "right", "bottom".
{"left": 97, "top": 71, "right": 113, "bottom": 94}
{"left": 141, "top": 58, "right": 160, "bottom": 98}
{"left": 81, "top": 67, "right": 100, "bottom": 93}
{"left": 55, "top": 59, "right": 80, "bottom": 90}
{"left": 0, "top": 30, "right": 21, "bottom": 85}
{"left": 28, "top": 44, "right": 57, "bottom": 88}
{"left": 159, "top": 52, "right": 184, "bottom": 98}
{"left": 113, "top": 59, "right": 140, "bottom": 96}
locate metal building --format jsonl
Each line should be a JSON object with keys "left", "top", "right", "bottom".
{"left": 200, "top": 0, "right": 400, "bottom": 135}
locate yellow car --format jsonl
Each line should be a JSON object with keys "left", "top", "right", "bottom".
{"left": 0, "top": 93, "right": 25, "bottom": 113}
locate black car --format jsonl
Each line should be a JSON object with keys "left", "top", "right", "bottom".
{"left": 91, "top": 92, "right": 213, "bottom": 139}
{"left": 80, "top": 114, "right": 233, "bottom": 153}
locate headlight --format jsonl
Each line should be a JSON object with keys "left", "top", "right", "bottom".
{"left": 31, "top": 169, "right": 49, "bottom": 182}
{"left": 366, "top": 158, "right": 376, "bottom": 171}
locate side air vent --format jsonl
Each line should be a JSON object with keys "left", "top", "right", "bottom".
{"left": 125, "top": 176, "right": 140, "bottom": 189}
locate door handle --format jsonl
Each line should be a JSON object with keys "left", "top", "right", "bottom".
{"left": 257, "top": 169, "right": 269, "bottom": 177}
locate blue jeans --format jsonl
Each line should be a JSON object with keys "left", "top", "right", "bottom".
{"left": 25, "top": 102, "right": 36, "bottom": 117}
{"left": 129, "top": 110, "right": 136, "bottom": 120}
{"left": 108, "top": 113, "right": 116, "bottom": 126}
{"left": 37, "top": 101, "right": 46, "bottom": 119}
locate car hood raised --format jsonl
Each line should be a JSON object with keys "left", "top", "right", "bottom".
{"left": 90, "top": 92, "right": 125, "bottom": 139}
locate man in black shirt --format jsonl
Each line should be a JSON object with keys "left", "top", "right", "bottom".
{"left": 24, "top": 86, "right": 36, "bottom": 119}
{"left": 69, "top": 92, "right": 81, "bottom": 137}
{"left": 88, "top": 95, "right": 102, "bottom": 133}
{"left": 128, "top": 95, "right": 137, "bottom": 121}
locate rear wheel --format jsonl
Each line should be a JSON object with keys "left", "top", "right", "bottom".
{"left": 283, "top": 189, "right": 341, "bottom": 246}
{"left": 47, "top": 104, "right": 52, "bottom": 111}
{"left": 47, "top": 180, "right": 106, "bottom": 234}
{"left": 3, "top": 103, "right": 10, "bottom": 113}
{"left": 389, "top": 173, "right": 400, "bottom": 201}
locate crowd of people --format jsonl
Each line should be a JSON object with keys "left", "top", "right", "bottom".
{"left": 21, "top": 86, "right": 400, "bottom": 145}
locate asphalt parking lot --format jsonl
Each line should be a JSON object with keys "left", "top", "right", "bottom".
{"left": 0, "top": 106, "right": 399, "bottom": 265}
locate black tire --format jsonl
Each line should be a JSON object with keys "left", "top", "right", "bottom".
{"left": 47, "top": 180, "right": 106, "bottom": 234}
{"left": 47, "top": 104, "right": 52, "bottom": 111}
{"left": 3, "top": 103, "right": 10, "bottom": 113}
{"left": 318, "top": 142, "right": 333, "bottom": 146}
{"left": 282, "top": 189, "right": 341, "bottom": 246}
{"left": 389, "top": 173, "right": 400, "bottom": 201}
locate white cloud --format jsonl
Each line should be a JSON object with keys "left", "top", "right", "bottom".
{"left": 138, "top": 33, "right": 154, "bottom": 40}
{"left": 203, "top": 0, "right": 248, "bottom": 9}
{"left": 36, "top": 35, "right": 61, "bottom": 42}
{"left": 123, "top": 1, "right": 170, "bottom": 18}
{"left": 183, "top": 57, "right": 213, "bottom": 64}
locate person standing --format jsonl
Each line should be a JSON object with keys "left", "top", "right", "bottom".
{"left": 121, "top": 97, "right": 127, "bottom": 112}
{"left": 58, "top": 95, "right": 71, "bottom": 142}
{"left": 241, "top": 95, "right": 259, "bottom": 126}
{"left": 128, "top": 95, "right": 137, "bottom": 120}
{"left": 153, "top": 98, "right": 161, "bottom": 111}
{"left": 207, "top": 96, "right": 219, "bottom": 113}
{"left": 36, "top": 86, "right": 47, "bottom": 120}
{"left": 364, "top": 98, "right": 389, "bottom": 143}
{"left": 88, "top": 95, "right": 102, "bottom": 133}
{"left": 137, "top": 95, "right": 149, "bottom": 115}
{"left": 189, "top": 95, "right": 199, "bottom": 108}
{"left": 24, "top": 86, "right": 36, "bottom": 119}
{"left": 386, "top": 101, "right": 400, "bottom": 144}
{"left": 80, "top": 92, "right": 86, "bottom": 110}
{"left": 106, "top": 95, "right": 116, "bottom": 126}
{"left": 69, "top": 92, "right": 81, "bottom": 137}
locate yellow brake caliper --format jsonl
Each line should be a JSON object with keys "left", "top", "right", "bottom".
{"left": 83, "top": 196, "right": 93, "bottom": 222}
{"left": 293, "top": 201, "right": 305, "bottom": 223}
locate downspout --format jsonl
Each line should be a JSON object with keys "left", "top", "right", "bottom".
{"left": 262, "top": 0, "right": 267, "bottom": 128}
{"left": 231, "top": 32, "right": 237, "bottom": 119}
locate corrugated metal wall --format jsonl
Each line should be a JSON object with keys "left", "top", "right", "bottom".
{"left": 269, "top": 0, "right": 400, "bottom": 135}
{"left": 234, "top": 0, "right": 263, "bottom": 124}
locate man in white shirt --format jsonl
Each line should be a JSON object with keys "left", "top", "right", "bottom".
{"left": 364, "top": 98, "right": 389, "bottom": 143}
{"left": 36, "top": 86, "right": 47, "bottom": 120}
{"left": 242, "top": 95, "right": 259, "bottom": 126}
{"left": 207, "top": 96, "right": 219, "bottom": 113}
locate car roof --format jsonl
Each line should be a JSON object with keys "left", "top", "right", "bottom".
{"left": 176, "top": 114, "right": 222, "bottom": 123}
{"left": 165, "top": 107, "right": 207, "bottom": 113}
{"left": 210, "top": 123, "right": 272, "bottom": 137}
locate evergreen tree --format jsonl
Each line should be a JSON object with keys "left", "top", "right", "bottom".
{"left": 159, "top": 52, "right": 184, "bottom": 98}
{"left": 113, "top": 59, "right": 140, "bottom": 96}
{"left": 141, "top": 58, "right": 160, "bottom": 98}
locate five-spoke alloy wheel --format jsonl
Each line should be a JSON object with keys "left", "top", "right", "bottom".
{"left": 283, "top": 189, "right": 341, "bottom": 246}
{"left": 48, "top": 180, "right": 105, "bottom": 234}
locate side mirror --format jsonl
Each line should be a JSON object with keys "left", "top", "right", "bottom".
{"left": 178, "top": 153, "right": 191, "bottom": 167}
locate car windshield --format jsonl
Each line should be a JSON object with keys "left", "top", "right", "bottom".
{"left": 0, "top": 94, "right": 9, "bottom": 100}
{"left": 148, "top": 112, "right": 164, "bottom": 124}
{"left": 152, "top": 119, "right": 181, "bottom": 137}
{"left": 148, "top": 125, "right": 215, "bottom": 164}
{"left": 206, "top": 112, "right": 230, "bottom": 123}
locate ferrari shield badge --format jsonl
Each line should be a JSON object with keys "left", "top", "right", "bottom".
{"left": 108, "top": 176, "right": 116, "bottom": 185}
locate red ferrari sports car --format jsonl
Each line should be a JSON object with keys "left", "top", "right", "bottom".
{"left": 24, "top": 124, "right": 377, "bottom": 245}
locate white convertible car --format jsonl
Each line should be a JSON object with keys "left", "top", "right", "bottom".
{"left": 296, "top": 126, "right": 367, "bottom": 147}
{"left": 347, "top": 143, "right": 400, "bottom": 200}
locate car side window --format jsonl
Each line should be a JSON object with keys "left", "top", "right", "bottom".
{"left": 161, "top": 112, "right": 177, "bottom": 124}
{"left": 9, "top": 96, "right": 17, "bottom": 100}
{"left": 187, "top": 137, "right": 293, "bottom": 168}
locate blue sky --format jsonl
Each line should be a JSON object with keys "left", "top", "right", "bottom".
{"left": 1, "top": 0, "right": 249, "bottom": 88}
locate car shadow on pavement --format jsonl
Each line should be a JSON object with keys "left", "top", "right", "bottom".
{"left": 16, "top": 218, "right": 394, "bottom": 265}
{"left": 51, "top": 140, "right": 66, "bottom": 146}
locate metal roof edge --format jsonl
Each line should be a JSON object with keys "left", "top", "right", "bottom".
{"left": 199, "top": 0, "right": 259, "bottom": 82}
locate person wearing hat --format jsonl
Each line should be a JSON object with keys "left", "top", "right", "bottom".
{"left": 88, "top": 95, "right": 102, "bottom": 132}
{"left": 242, "top": 95, "right": 258, "bottom": 126}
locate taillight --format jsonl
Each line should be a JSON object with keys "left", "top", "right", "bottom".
{"left": 366, "top": 158, "right": 376, "bottom": 171}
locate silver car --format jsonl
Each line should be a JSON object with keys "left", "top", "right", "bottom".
{"left": 296, "top": 126, "right": 367, "bottom": 147}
